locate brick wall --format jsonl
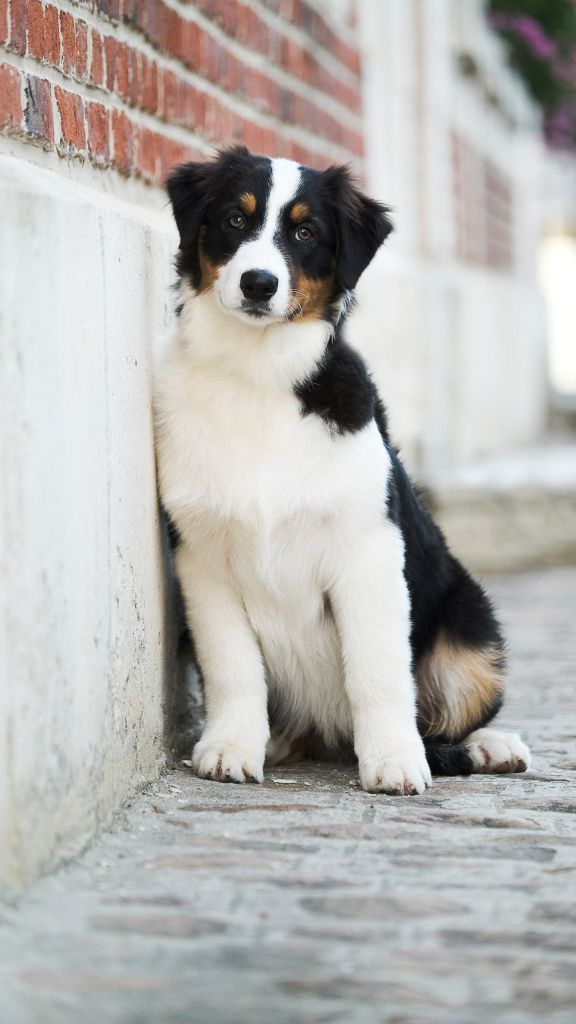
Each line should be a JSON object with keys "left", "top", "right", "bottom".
{"left": 452, "top": 131, "right": 514, "bottom": 270}
{"left": 0, "top": 0, "right": 363, "bottom": 187}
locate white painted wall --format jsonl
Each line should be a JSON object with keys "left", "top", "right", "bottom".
{"left": 0, "top": 156, "right": 178, "bottom": 895}
{"left": 354, "top": 0, "right": 567, "bottom": 481}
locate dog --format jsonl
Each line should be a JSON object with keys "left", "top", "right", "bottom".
{"left": 154, "top": 145, "right": 530, "bottom": 794}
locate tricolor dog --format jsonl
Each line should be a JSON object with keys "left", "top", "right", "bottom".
{"left": 154, "top": 146, "right": 530, "bottom": 794}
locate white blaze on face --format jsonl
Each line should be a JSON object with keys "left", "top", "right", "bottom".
{"left": 215, "top": 158, "right": 301, "bottom": 322}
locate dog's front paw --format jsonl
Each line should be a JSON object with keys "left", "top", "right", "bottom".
{"left": 359, "top": 736, "right": 432, "bottom": 795}
{"left": 192, "top": 739, "right": 264, "bottom": 784}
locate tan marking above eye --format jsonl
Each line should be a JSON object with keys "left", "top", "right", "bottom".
{"left": 239, "top": 192, "right": 257, "bottom": 215}
{"left": 290, "top": 201, "right": 311, "bottom": 224}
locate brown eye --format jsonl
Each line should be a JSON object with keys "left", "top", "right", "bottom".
{"left": 295, "top": 225, "right": 313, "bottom": 241}
{"left": 228, "top": 213, "right": 245, "bottom": 230}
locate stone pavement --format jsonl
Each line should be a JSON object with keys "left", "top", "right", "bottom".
{"left": 1, "top": 568, "right": 575, "bottom": 1024}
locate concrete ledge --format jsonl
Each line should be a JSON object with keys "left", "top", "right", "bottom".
{"left": 0, "top": 156, "right": 179, "bottom": 896}
{"left": 431, "top": 440, "right": 576, "bottom": 572}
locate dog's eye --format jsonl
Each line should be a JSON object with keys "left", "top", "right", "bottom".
{"left": 228, "top": 213, "right": 245, "bottom": 230}
{"left": 295, "top": 225, "right": 313, "bottom": 242}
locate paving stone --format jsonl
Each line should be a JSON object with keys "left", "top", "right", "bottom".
{"left": 1, "top": 568, "right": 575, "bottom": 1024}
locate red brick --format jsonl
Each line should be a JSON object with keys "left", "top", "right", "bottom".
{"left": 246, "top": 8, "right": 269, "bottom": 53}
{"left": 122, "top": 0, "right": 140, "bottom": 25}
{"left": 96, "top": 0, "right": 121, "bottom": 21}
{"left": 60, "top": 10, "right": 76, "bottom": 75}
{"left": 179, "top": 18, "right": 201, "bottom": 68}
{"left": 43, "top": 5, "right": 61, "bottom": 65}
{"left": 0, "top": 62, "right": 23, "bottom": 130}
{"left": 9, "top": 0, "right": 26, "bottom": 54}
{"left": 75, "top": 21, "right": 88, "bottom": 79}
{"left": 141, "top": 57, "right": 158, "bottom": 114}
{"left": 301, "top": 3, "right": 360, "bottom": 77}
{"left": 26, "top": 0, "right": 43, "bottom": 59}
{"left": 55, "top": 86, "right": 86, "bottom": 150}
{"left": 103, "top": 35, "right": 129, "bottom": 97}
{"left": 157, "top": 135, "right": 202, "bottom": 185}
{"left": 54, "top": 87, "right": 84, "bottom": 149}
{"left": 86, "top": 101, "right": 110, "bottom": 162}
{"left": 0, "top": 0, "right": 8, "bottom": 45}
{"left": 116, "top": 41, "right": 129, "bottom": 97}
{"left": 23, "top": 74, "right": 53, "bottom": 141}
{"left": 134, "top": 125, "right": 159, "bottom": 182}
{"left": 111, "top": 108, "right": 134, "bottom": 174}
{"left": 158, "top": 67, "right": 201, "bottom": 128}
{"left": 90, "top": 29, "right": 103, "bottom": 86}
{"left": 127, "top": 47, "right": 141, "bottom": 107}
{"left": 160, "top": 68, "right": 178, "bottom": 123}
{"left": 104, "top": 35, "right": 117, "bottom": 91}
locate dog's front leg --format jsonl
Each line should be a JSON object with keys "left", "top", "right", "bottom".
{"left": 176, "top": 543, "right": 269, "bottom": 783}
{"left": 331, "top": 525, "right": 431, "bottom": 795}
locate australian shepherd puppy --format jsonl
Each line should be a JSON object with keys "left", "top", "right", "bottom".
{"left": 154, "top": 146, "right": 530, "bottom": 795}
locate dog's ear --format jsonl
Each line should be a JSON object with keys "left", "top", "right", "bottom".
{"left": 165, "top": 161, "right": 213, "bottom": 251}
{"left": 324, "top": 165, "right": 393, "bottom": 291}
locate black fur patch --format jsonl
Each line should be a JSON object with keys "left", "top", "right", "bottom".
{"left": 423, "top": 739, "right": 474, "bottom": 776}
{"left": 385, "top": 447, "right": 505, "bottom": 666}
{"left": 294, "top": 323, "right": 377, "bottom": 434}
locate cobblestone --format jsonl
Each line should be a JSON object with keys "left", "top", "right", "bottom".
{"left": 1, "top": 568, "right": 575, "bottom": 1024}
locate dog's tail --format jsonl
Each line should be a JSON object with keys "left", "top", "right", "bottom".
{"left": 423, "top": 739, "right": 474, "bottom": 777}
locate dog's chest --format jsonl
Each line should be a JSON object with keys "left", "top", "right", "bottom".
{"left": 160, "top": 367, "right": 379, "bottom": 527}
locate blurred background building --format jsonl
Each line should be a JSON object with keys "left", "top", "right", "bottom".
{"left": 1, "top": 0, "right": 575, "bottom": 894}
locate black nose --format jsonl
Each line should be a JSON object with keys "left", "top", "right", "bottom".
{"left": 240, "top": 269, "right": 279, "bottom": 302}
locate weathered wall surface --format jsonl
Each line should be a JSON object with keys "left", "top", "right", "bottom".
{"left": 0, "top": 156, "right": 180, "bottom": 894}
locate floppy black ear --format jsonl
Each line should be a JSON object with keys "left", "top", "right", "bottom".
{"left": 324, "top": 166, "right": 393, "bottom": 291}
{"left": 166, "top": 146, "right": 253, "bottom": 250}
{"left": 165, "top": 161, "right": 213, "bottom": 250}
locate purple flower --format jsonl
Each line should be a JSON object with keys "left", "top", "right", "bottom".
{"left": 490, "top": 12, "right": 557, "bottom": 59}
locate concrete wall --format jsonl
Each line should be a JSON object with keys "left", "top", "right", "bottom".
{"left": 0, "top": 155, "right": 178, "bottom": 896}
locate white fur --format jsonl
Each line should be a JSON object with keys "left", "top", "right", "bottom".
{"left": 215, "top": 158, "right": 301, "bottom": 323}
{"left": 155, "top": 281, "right": 430, "bottom": 794}
{"left": 466, "top": 728, "right": 531, "bottom": 774}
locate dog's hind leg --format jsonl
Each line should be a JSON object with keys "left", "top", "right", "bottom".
{"left": 414, "top": 565, "right": 530, "bottom": 776}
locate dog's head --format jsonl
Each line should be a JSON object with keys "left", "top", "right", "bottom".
{"left": 167, "top": 146, "right": 393, "bottom": 325}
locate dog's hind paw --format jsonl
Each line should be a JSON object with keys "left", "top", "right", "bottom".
{"left": 465, "top": 728, "right": 531, "bottom": 775}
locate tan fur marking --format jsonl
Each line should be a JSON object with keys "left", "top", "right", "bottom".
{"left": 415, "top": 635, "right": 505, "bottom": 740}
{"left": 290, "top": 201, "right": 311, "bottom": 223}
{"left": 198, "top": 229, "right": 224, "bottom": 292}
{"left": 289, "top": 271, "right": 334, "bottom": 321}
{"left": 239, "top": 191, "right": 257, "bottom": 215}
